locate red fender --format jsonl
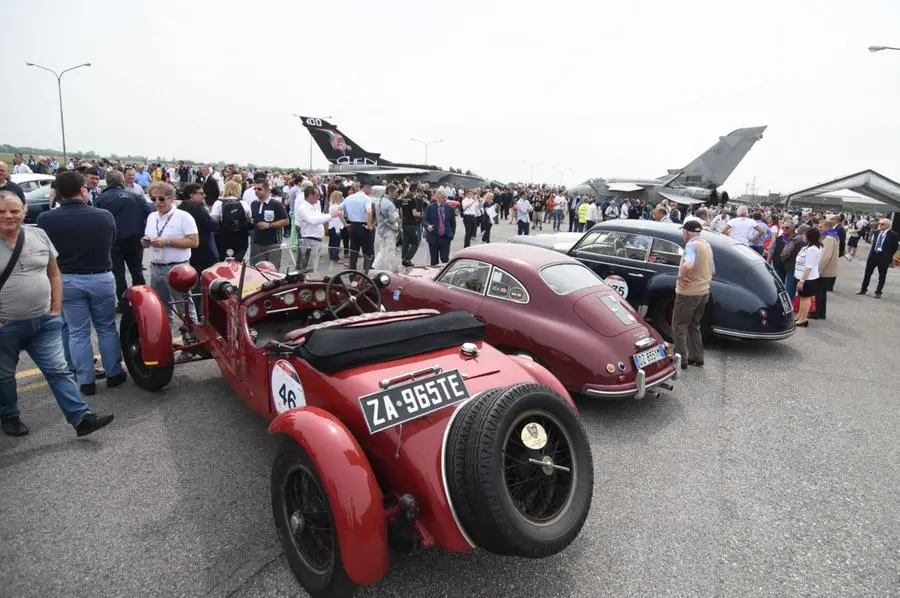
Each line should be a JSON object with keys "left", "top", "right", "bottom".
{"left": 510, "top": 356, "right": 578, "bottom": 411}
{"left": 122, "top": 285, "right": 173, "bottom": 367}
{"left": 269, "top": 407, "right": 388, "bottom": 586}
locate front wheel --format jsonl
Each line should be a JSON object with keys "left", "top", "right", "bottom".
{"left": 271, "top": 440, "right": 356, "bottom": 598}
{"left": 119, "top": 312, "right": 173, "bottom": 391}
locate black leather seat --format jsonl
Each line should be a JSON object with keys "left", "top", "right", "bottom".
{"left": 296, "top": 310, "right": 485, "bottom": 373}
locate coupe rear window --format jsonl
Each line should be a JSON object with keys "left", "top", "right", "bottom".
{"left": 540, "top": 264, "right": 604, "bottom": 295}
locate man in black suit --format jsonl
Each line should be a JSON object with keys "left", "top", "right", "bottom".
{"left": 857, "top": 218, "right": 899, "bottom": 298}
{"left": 422, "top": 188, "right": 456, "bottom": 265}
{"left": 198, "top": 166, "right": 221, "bottom": 207}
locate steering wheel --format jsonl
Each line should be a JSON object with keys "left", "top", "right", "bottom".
{"left": 325, "top": 269, "right": 383, "bottom": 319}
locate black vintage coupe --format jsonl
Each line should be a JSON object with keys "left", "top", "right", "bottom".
{"left": 509, "top": 220, "right": 795, "bottom": 341}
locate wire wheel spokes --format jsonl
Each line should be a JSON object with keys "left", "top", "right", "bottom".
{"left": 503, "top": 412, "right": 576, "bottom": 524}
{"left": 284, "top": 466, "right": 334, "bottom": 574}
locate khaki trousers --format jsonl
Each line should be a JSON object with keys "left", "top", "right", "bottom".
{"left": 672, "top": 293, "right": 709, "bottom": 363}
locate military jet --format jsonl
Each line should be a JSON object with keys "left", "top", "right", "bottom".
{"left": 567, "top": 125, "right": 767, "bottom": 205}
{"left": 297, "top": 116, "right": 487, "bottom": 188}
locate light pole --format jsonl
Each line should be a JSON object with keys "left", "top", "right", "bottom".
{"left": 25, "top": 62, "right": 91, "bottom": 165}
{"left": 410, "top": 138, "right": 443, "bottom": 164}
{"left": 523, "top": 160, "right": 542, "bottom": 183}
{"left": 868, "top": 45, "right": 900, "bottom": 53}
{"left": 293, "top": 114, "right": 331, "bottom": 172}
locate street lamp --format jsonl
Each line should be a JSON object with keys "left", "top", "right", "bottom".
{"left": 25, "top": 62, "right": 91, "bottom": 165}
{"left": 410, "top": 138, "right": 443, "bottom": 164}
{"left": 292, "top": 114, "right": 331, "bottom": 172}
{"left": 523, "top": 160, "right": 542, "bottom": 183}
{"left": 868, "top": 45, "right": 900, "bottom": 53}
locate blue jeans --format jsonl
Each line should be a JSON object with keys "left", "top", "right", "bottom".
{"left": 62, "top": 272, "right": 123, "bottom": 384}
{"left": 150, "top": 263, "right": 198, "bottom": 334}
{"left": 0, "top": 314, "right": 91, "bottom": 425}
{"left": 553, "top": 210, "right": 564, "bottom": 230}
{"left": 784, "top": 272, "right": 798, "bottom": 299}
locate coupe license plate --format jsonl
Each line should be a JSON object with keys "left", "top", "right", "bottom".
{"left": 359, "top": 369, "right": 470, "bottom": 434}
{"left": 633, "top": 345, "right": 665, "bottom": 369}
{"left": 779, "top": 291, "right": 792, "bottom": 314}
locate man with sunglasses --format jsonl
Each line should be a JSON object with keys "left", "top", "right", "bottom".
{"left": 249, "top": 179, "right": 289, "bottom": 268}
{"left": 143, "top": 182, "right": 199, "bottom": 334}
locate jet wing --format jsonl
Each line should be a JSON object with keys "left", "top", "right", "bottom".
{"left": 658, "top": 191, "right": 708, "bottom": 205}
{"left": 606, "top": 183, "right": 645, "bottom": 193}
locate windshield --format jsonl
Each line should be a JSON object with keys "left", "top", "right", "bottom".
{"left": 236, "top": 246, "right": 395, "bottom": 299}
{"left": 540, "top": 263, "right": 605, "bottom": 295}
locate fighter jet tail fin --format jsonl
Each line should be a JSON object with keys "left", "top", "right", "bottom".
{"left": 673, "top": 125, "right": 767, "bottom": 188}
{"left": 297, "top": 116, "right": 391, "bottom": 166}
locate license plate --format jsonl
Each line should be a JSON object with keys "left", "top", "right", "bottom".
{"left": 633, "top": 345, "right": 665, "bottom": 369}
{"left": 359, "top": 370, "right": 469, "bottom": 434}
{"left": 779, "top": 291, "right": 791, "bottom": 314}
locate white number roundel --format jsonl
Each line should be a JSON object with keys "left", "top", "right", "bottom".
{"left": 604, "top": 275, "right": 629, "bottom": 299}
{"left": 271, "top": 360, "right": 306, "bottom": 415}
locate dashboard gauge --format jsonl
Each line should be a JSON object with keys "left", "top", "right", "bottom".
{"left": 314, "top": 289, "right": 327, "bottom": 303}
{"left": 282, "top": 292, "right": 297, "bottom": 306}
{"left": 247, "top": 303, "right": 260, "bottom": 318}
{"left": 299, "top": 289, "right": 313, "bottom": 304}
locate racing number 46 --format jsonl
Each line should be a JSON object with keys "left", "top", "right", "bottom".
{"left": 279, "top": 384, "right": 297, "bottom": 410}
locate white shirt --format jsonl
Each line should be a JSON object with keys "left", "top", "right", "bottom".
{"left": 726, "top": 217, "right": 761, "bottom": 246}
{"left": 515, "top": 198, "right": 532, "bottom": 223}
{"left": 295, "top": 199, "right": 332, "bottom": 239}
{"left": 128, "top": 182, "right": 145, "bottom": 197}
{"left": 619, "top": 203, "right": 630, "bottom": 219}
{"left": 211, "top": 197, "right": 252, "bottom": 220}
{"left": 794, "top": 245, "right": 821, "bottom": 280}
{"left": 13, "top": 163, "right": 32, "bottom": 174}
{"left": 462, "top": 197, "right": 482, "bottom": 216}
{"left": 241, "top": 187, "right": 257, "bottom": 210}
{"left": 145, "top": 208, "right": 198, "bottom": 264}
{"left": 211, "top": 171, "right": 225, "bottom": 193}
{"left": 554, "top": 196, "right": 568, "bottom": 211}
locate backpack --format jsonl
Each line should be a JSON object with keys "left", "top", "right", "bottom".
{"left": 220, "top": 199, "right": 246, "bottom": 232}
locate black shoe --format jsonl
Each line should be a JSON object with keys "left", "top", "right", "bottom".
{"left": 797, "top": 321, "right": 809, "bottom": 327}
{"left": 688, "top": 360, "right": 704, "bottom": 366}
{"left": 93, "top": 359, "right": 106, "bottom": 380}
{"left": 80, "top": 383, "right": 96, "bottom": 396}
{"left": 680, "top": 361, "right": 688, "bottom": 370}
{"left": 856, "top": 290, "right": 867, "bottom": 295}
{"left": 874, "top": 293, "right": 882, "bottom": 299}
{"left": 106, "top": 371, "right": 127, "bottom": 388}
{"left": 1, "top": 416, "right": 29, "bottom": 437}
{"left": 75, "top": 413, "right": 114, "bottom": 437}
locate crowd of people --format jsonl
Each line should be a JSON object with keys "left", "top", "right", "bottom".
{"left": 1, "top": 152, "right": 897, "bottom": 437}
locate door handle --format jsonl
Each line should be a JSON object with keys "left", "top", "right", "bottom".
{"left": 627, "top": 273, "right": 644, "bottom": 278}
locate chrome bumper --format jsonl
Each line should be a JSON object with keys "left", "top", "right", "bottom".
{"left": 585, "top": 353, "right": 681, "bottom": 400}
{"left": 711, "top": 325, "right": 796, "bottom": 341}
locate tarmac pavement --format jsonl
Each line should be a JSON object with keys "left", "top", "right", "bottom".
{"left": 1, "top": 217, "right": 898, "bottom": 597}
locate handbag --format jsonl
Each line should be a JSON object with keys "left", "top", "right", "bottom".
{"left": 0, "top": 228, "right": 25, "bottom": 293}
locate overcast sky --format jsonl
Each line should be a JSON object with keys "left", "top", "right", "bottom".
{"left": 3, "top": 0, "right": 899, "bottom": 194}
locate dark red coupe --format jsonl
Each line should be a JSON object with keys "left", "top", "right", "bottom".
{"left": 384, "top": 244, "right": 680, "bottom": 400}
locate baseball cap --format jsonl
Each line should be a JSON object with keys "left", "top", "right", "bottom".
{"left": 85, "top": 167, "right": 102, "bottom": 176}
{"left": 681, "top": 220, "right": 702, "bottom": 232}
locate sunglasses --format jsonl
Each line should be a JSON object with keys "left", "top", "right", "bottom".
{"left": 152, "top": 197, "right": 169, "bottom": 202}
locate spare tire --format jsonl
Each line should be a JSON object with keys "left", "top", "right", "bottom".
{"left": 444, "top": 384, "right": 593, "bottom": 558}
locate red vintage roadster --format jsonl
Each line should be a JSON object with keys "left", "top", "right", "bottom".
{"left": 119, "top": 249, "right": 594, "bottom": 597}
{"left": 383, "top": 244, "right": 680, "bottom": 400}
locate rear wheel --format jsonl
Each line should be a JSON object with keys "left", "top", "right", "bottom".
{"left": 271, "top": 440, "right": 356, "bottom": 598}
{"left": 649, "top": 295, "right": 675, "bottom": 340}
{"left": 119, "top": 311, "right": 173, "bottom": 391}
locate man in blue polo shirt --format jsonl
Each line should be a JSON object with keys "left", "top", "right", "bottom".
{"left": 38, "top": 171, "right": 126, "bottom": 396}
{"left": 342, "top": 182, "right": 375, "bottom": 270}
